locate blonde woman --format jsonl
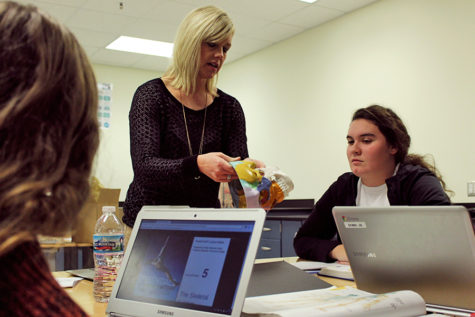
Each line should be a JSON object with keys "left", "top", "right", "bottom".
{"left": 0, "top": 1, "right": 99, "bottom": 315}
{"left": 123, "top": 6, "right": 263, "bottom": 228}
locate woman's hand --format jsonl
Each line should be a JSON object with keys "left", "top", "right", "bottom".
{"left": 197, "top": 152, "right": 240, "bottom": 182}
{"left": 329, "top": 244, "right": 349, "bottom": 264}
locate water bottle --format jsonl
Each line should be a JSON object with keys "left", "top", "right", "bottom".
{"left": 93, "top": 205, "right": 124, "bottom": 302}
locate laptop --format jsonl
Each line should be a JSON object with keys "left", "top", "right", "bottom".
{"left": 333, "top": 205, "right": 475, "bottom": 314}
{"left": 66, "top": 268, "right": 94, "bottom": 281}
{"left": 107, "top": 206, "right": 266, "bottom": 317}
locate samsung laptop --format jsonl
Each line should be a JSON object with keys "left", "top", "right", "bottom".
{"left": 333, "top": 206, "right": 475, "bottom": 315}
{"left": 107, "top": 206, "right": 266, "bottom": 317}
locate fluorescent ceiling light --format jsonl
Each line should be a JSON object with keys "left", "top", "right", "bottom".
{"left": 299, "top": 0, "right": 318, "bottom": 3}
{"left": 106, "top": 36, "right": 173, "bottom": 58}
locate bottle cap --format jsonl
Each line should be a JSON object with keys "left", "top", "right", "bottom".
{"left": 102, "top": 206, "right": 116, "bottom": 213}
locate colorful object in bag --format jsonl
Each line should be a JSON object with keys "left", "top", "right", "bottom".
{"left": 229, "top": 161, "right": 294, "bottom": 210}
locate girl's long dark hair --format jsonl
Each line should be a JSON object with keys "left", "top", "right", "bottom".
{"left": 352, "top": 105, "right": 452, "bottom": 196}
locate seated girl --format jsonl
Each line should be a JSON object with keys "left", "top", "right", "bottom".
{"left": 294, "top": 105, "right": 451, "bottom": 262}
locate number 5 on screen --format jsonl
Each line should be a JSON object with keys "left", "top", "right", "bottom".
{"left": 176, "top": 237, "right": 230, "bottom": 306}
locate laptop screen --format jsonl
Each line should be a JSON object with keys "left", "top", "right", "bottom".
{"left": 115, "top": 219, "right": 255, "bottom": 316}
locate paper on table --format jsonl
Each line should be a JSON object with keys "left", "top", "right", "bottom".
{"left": 318, "top": 264, "right": 354, "bottom": 280}
{"left": 289, "top": 260, "right": 351, "bottom": 272}
{"left": 242, "top": 286, "right": 426, "bottom": 317}
{"left": 289, "top": 261, "right": 330, "bottom": 271}
{"left": 55, "top": 277, "right": 83, "bottom": 288}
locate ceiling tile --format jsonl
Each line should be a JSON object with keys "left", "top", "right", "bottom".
{"left": 168, "top": 0, "right": 241, "bottom": 16}
{"left": 227, "top": 0, "right": 310, "bottom": 21}
{"left": 231, "top": 13, "right": 273, "bottom": 38}
{"left": 315, "top": 0, "right": 379, "bottom": 12}
{"left": 91, "top": 48, "right": 144, "bottom": 67}
{"left": 11, "top": 0, "right": 379, "bottom": 72}
{"left": 280, "top": 4, "right": 344, "bottom": 29}
{"left": 81, "top": 45, "right": 100, "bottom": 58}
{"left": 125, "top": 19, "right": 177, "bottom": 43}
{"left": 130, "top": 55, "right": 171, "bottom": 73}
{"left": 227, "top": 35, "right": 273, "bottom": 62}
{"left": 37, "top": 0, "right": 88, "bottom": 6}
{"left": 250, "top": 22, "right": 305, "bottom": 43}
{"left": 69, "top": 27, "right": 118, "bottom": 48}
{"left": 66, "top": 8, "right": 137, "bottom": 34}
{"left": 82, "top": 0, "right": 165, "bottom": 18}
{"left": 16, "top": 0, "right": 78, "bottom": 24}
{"left": 141, "top": 1, "right": 195, "bottom": 26}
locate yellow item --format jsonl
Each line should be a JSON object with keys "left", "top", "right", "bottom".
{"left": 234, "top": 161, "right": 262, "bottom": 184}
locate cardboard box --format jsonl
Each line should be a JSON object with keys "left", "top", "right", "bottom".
{"left": 38, "top": 235, "right": 72, "bottom": 244}
{"left": 72, "top": 188, "right": 121, "bottom": 243}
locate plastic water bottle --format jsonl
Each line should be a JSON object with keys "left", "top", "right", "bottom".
{"left": 93, "top": 206, "right": 124, "bottom": 302}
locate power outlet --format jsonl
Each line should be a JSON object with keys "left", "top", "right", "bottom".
{"left": 468, "top": 181, "right": 475, "bottom": 197}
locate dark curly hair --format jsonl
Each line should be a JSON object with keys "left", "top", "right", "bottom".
{"left": 352, "top": 105, "right": 451, "bottom": 196}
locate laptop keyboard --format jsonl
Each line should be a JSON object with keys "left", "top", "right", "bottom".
{"left": 66, "top": 268, "right": 95, "bottom": 281}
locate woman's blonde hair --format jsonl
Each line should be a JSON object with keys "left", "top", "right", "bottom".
{"left": 0, "top": 2, "right": 99, "bottom": 255}
{"left": 163, "top": 5, "right": 234, "bottom": 96}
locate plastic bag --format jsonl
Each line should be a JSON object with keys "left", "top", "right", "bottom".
{"left": 228, "top": 161, "right": 294, "bottom": 210}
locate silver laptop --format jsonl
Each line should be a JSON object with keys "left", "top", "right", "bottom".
{"left": 107, "top": 207, "right": 266, "bottom": 317}
{"left": 333, "top": 205, "right": 475, "bottom": 314}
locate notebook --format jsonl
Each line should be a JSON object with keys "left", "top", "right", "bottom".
{"left": 106, "top": 206, "right": 266, "bottom": 317}
{"left": 333, "top": 205, "right": 475, "bottom": 314}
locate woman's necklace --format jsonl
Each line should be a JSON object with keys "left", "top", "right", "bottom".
{"left": 181, "top": 92, "right": 207, "bottom": 156}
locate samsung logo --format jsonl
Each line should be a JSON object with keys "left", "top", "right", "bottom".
{"left": 156, "top": 310, "right": 174, "bottom": 316}
{"left": 353, "top": 251, "right": 377, "bottom": 258}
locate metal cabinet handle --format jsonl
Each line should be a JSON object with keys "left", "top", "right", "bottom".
{"left": 261, "top": 246, "right": 272, "bottom": 251}
{"left": 263, "top": 227, "right": 272, "bottom": 232}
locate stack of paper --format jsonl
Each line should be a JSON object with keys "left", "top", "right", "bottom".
{"left": 242, "top": 286, "right": 427, "bottom": 317}
{"left": 289, "top": 260, "right": 354, "bottom": 280}
{"left": 55, "top": 277, "right": 83, "bottom": 288}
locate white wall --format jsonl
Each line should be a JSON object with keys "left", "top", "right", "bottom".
{"left": 92, "top": 64, "right": 159, "bottom": 200}
{"left": 92, "top": 0, "right": 475, "bottom": 203}
{"left": 219, "top": 0, "right": 475, "bottom": 203}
